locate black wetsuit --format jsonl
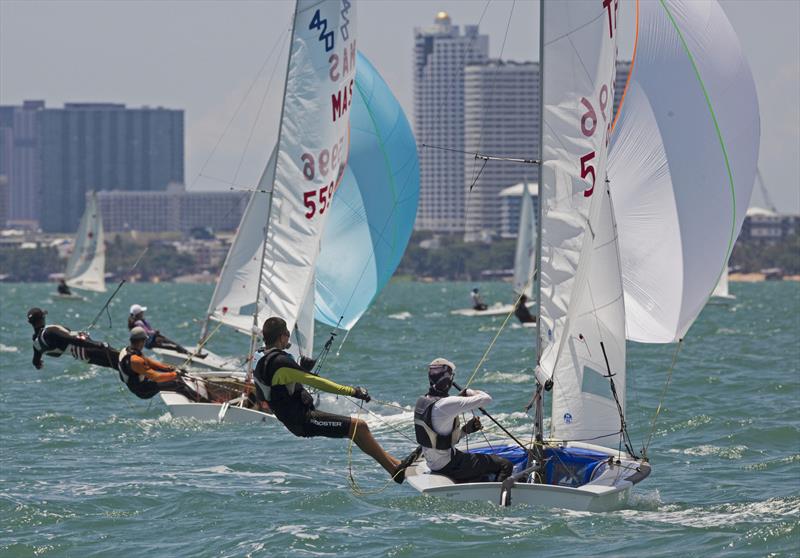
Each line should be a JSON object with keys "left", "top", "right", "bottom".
{"left": 57, "top": 283, "right": 71, "bottom": 295}
{"left": 514, "top": 300, "right": 536, "bottom": 324}
{"left": 32, "top": 325, "right": 119, "bottom": 370}
{"left": 253, "top": 349, "right": 355, "bottom": 438}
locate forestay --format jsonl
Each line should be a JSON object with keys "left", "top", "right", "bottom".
{"left": 538, "top": 0, "right": 624, "bottom": 447}
{"left": 65, "top": 191, "right": 106, "bottom": 293}
{"left": 512, "top": 181, "right": 536, "bottom": 298}
{"left": 608, "top": 0, "right": 759, "bottom": 342}
{"left": 258, "top": 0, "right": 357, "bottom": 335}
{"left": 315, "top": 52, "right": 419, "bottom": 330}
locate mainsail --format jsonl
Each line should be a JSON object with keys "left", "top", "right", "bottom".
{"left": 512, "top": 181, "right": 536, "bottom": 298}
{"left": 537, "top": 0, "right": 623, "bottom": 447}
{"left": 608, "top": 0, "right": 759, "bottom": 342}
{"left": 64, "top": 191, "right": 106, "bottom": 293}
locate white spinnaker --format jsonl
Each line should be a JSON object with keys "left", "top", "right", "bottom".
{"left": 512, "top": 181, "right": 536, "bottom": 298}
{"left": 260, "top": 0, "right": 357, "bottom": 335}
{"left": 608, "top": 0, "right": 759, "bottom": 342}
{"left": 205, "top": 146, "right": 277, "bottom": 336}
{"left": 65, "top": 192, "right": 106, "bottom": 293}
{"left": 538, "top": 0, "right": 624, "bottom": 446}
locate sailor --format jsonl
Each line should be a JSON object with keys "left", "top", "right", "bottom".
{"left": 253, "top": 317, "right": 421, "bottom": 483}
{"left": 57, "top": 279, "right": 72, "bottom": 296}
{"left": 514, "top": 294, "right": 536, "bottom": 324}
{"left": 27, "top": 307, "right": 119, "bottom": 370}
{"left": 117, "top": 327, "right": 200, "bottom": 400}
{"left": 127, "top": 303, "right": 192, "bottom": 355}
{"left": 414, "top": 358, "right": 513, "bottom": 483}
{"left": 470, "top": 288, "right": 488, "bottom": 311}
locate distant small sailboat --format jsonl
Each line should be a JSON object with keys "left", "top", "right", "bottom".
{"left": 711, "top": 266, "right": 736, "bottom": 302}
{"left": 55, "top": 191, "right": 106, "bottom": 299}
{"left": 450, "top": 182, "right": 536, "bottom": 319}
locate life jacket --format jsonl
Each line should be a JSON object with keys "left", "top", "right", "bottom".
{"left": 253, "top": 349, "right": 314, "bottom": 433}
{"left": 117, "top": 347, "right": 161, "bottom": 399}
{"left": 32, "top": 325, "right": 72, "bottom": 357}
{"left": 414, "top": 394, "right": 461, "bottom": 450}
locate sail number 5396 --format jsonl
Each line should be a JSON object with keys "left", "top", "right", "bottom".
{"left": 303, "top": 183, "right": 334, "bottom": 219}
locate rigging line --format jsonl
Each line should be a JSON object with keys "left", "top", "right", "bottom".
{"left": 463, "top": 275, "right": 533, "bottom": 389}
{"left": 470, "top": 0, "right": 517, "bottom": 187}
{"left": 86, "top": 246, "right": 149, "bottom": 331}
{"left": 421, "top": 143, "right": 540, "bottom": 164}
{"left": 468, "top": 158, "right": 488, "bottom": 192}
{"left": 177, "top": 319, "right": 226, "bottom": 369}
{"left": 189, "top": 26, "right": 290, "bottom": 190}
{"left": 642, "top": 339, "right": 684, "bottom": 458}
{"left": 230, "top": 35, "right": 289, "bottom": 188}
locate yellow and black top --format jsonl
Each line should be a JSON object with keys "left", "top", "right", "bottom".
{"left": 253, "top": 349, "right": 354, "bottom": 433}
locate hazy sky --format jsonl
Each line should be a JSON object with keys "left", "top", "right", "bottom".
{"left": 1, "top": 0, "right": 797, "bottom": 212}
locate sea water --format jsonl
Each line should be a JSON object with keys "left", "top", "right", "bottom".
{"left": 1, "top": 281, "right": 798, "bottom": 557}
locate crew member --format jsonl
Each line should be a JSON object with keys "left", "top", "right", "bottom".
{"left": 57, "top": 279, "right": 72, "bottom": 296}
{"left": 414, "top": 358, "right": 513, "bottom": 483}
{"left": 127, "top": 303, "right": 192, "bottom": 355}
{"left": 470, "top": 288, "right": 488, "bottom": 311}
{"left": 117, "top": 327, "right": 201, "bottom": 400}
{"left": 254, "top": 317, "right": 421, "bottom": 483}
{"left": 514, "top": 294, "right": 536, "bottom": 324}
{"left": 27, "top": 307, "right": 119, "bottom": 370}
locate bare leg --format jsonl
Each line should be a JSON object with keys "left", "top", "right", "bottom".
{"left": 349, "top": 419, "right": 400, "bottom": 476}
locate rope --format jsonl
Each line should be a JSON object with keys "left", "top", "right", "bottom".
{"left": 178, "top": 320, "right": 226, "bottom": 369}
{"left": 346, "top": 401, "right": 408, "bottom": 496}
{"left": 463, "top": 285, "right": 532, "bottom": 389}
{"left": 642, "top": 339, "right": 684, "bottom": 458}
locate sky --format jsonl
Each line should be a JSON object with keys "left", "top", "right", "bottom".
{"left": 1, "top": 0, "right": 798, "bottom": 212}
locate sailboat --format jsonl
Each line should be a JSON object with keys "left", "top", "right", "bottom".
{"left": 159, "top": 20, "right": 420, "bottom": 420}
{"left": 450, "top": 181, "right": 537, "bottom": 318}
{"left": 711, "top": 266, "right": 735, "bottom": 302}
{"left": 407, "top": 0, "right": 758, "bottom": 511}
{"left": 55, "top": 191, "right": 106, "bottom": 300}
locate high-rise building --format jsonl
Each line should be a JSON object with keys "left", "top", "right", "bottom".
{"left": 0, "top": 101, "right": 184, "bottom": 232}
{"left": 0, "top": 101, "right": 43, "bottom": 224}
{"left": 414, "top": 12, "right": 488, "bottom": 233}
{"left": 0, "top": 175, "right": 9, "bottom": 227}
{"left": 464, "top": 60, "right": 539, "bottom": 241}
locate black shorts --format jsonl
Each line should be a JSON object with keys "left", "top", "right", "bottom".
{"left": 300, "top": 410, "right": 352, "bottom": 439}
{"left": 433, "top": 449, "right": 514, "bottom": 483}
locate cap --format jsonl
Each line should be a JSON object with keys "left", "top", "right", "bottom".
{"left": 27, "top": 307, "right": 47, "bottom": 323}
{"left": 428, "top": 357, "right": 456, "bottom": 390}
{"left": 129, "top": 326, "right": 148, "bottom": 342}
{"left": 129, "top": 304, "right": 147, "bottom": 315}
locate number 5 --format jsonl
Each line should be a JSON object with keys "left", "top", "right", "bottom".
{"left": 319, "top": 186, "right": 328, "bottom": 214}
{"left": 580, "top": 151, "right": 596, "bottom": 197}
{"left": 304, "top": 190, "right": 316, "bottom": 218}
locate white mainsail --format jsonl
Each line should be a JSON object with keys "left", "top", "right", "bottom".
{"left": 512, "top": 181, "right": 536, "bottom": 298}
{"left": 711, "top": 267, "right": 732, "bottom": 299}
{"left": 608, "top": 0, "right": 758, "bottom": 342}
{"left": 537, "top": 0, "right": 623, "bottom": 447}
{"left": 258, "top": 0, "right": 357, "bottom": 336}
{"left": 64, "top": 191, "right": 106, "bottom": 293}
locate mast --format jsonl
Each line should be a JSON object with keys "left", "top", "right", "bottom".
{"left": 245, "top": 0, "right": 299, "bottom": 381}
{"left": 533, "top": 0, "right": 546, "bottom": 445}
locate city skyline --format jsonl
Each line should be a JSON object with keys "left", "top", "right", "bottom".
{"left": 1, "top": 0, "right": 797, "bottom": 213}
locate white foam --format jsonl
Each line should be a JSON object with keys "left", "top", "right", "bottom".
{"left": 0, "top": 343, "right": 19, "bottom": 353}
{"left": 388, "top": 311, "right": 412, "bottom": 320}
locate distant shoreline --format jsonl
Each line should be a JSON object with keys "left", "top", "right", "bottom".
{"left": 729, "top": 273, "right": 800, "bottom": 282}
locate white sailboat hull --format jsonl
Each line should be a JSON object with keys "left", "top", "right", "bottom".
{"left": 152, "top": 347, "right": 241, "bottom": 372}
{"left": 405, "top": 441, "right": 650, "bottom": 512}
{"left": 159, "top": 392, "right": 274, "bottom": 424}
{"left": 451, "top": 302, "right": 533, "bottom": 317}
{"left": 51, "top": 293, "right": 87, "bottom": 302}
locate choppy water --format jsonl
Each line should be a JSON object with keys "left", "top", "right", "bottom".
{"left": 1, "top": 281, "right": 798, "bottom": 557}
